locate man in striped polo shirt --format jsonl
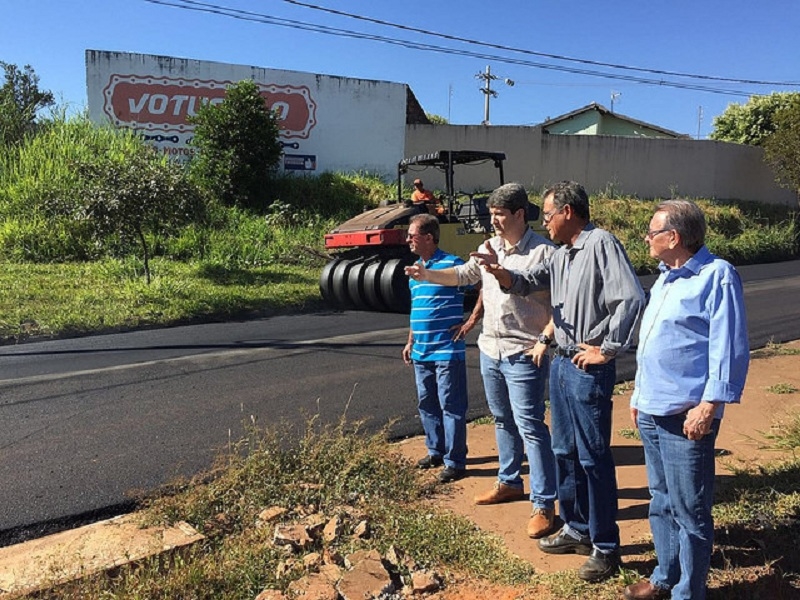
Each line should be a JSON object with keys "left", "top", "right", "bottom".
{"left": 402, "top": 213, "right": 469, "bottom": 483}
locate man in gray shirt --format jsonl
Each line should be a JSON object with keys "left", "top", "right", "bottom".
{"left": 473, "top": 181, "right": 645, "bottom": 583}
{"left": 405, "top": 183, "right": 559, "bottom": 539}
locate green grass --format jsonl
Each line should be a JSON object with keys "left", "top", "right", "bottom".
{"left": 24, "top": 410, "right": 800, "bottom": 599}
{"left": 767, "top": 383, "right": 799, "bottom": 395}
{"left": 712, "top": 458, "right": 800, "bottom": 596}
{"left": 751, "top": 340, "right": 800, "bottom": 359}
{"left": 591, "top": 196, "right": 798, "bottom": 273}
{"left": 0, "top": 258, "right": 325, "bottom": 343}
{"left": 761, "top": 411, "right": 800, "bottom": 451}
{"left": 0, "top": 136, "right": 798, "bottom": 343}
{"left": 618, "top": 427, "right": 641, "bottom": 440}
{"left": 613, "top": 381, "right": 635, "bottom": 396}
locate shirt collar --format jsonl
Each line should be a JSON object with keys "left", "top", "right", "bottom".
{"left": 658, "top": 245, "right": 712, "bottom": 278}
{"left": 501, "top": 226, "right": 532, "bottom": 255}
{"left": 568, "top": 222, "right": 595, "bottom": 250}
{"left": 423, "top": 247, "right": 446, "bottom": 267}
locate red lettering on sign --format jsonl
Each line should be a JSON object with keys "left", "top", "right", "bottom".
{"left": 102, "top": 75, "right": 317, "bottom": 138}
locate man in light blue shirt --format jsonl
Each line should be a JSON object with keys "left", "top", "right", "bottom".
{"left": 402, "top": 213, "right": 468, "bottom": 484}
{"left": 624, "top": 200, "right": 749, "bottom": 600}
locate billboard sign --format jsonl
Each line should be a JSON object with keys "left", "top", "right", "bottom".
{"left": 86, "top": 50, "right": 408, "bottom": 174}
{"left": 101, "top": 74, "right": 317, "bottom": 139}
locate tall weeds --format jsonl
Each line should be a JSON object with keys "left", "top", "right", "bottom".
{"left": 591, "top": 196, "right": 799, "bottom": 272}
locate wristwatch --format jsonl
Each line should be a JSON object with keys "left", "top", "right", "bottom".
{"left": 600, "top": 346, "right": 618, "bottom": 358}
{"left": 537, "top": 333, "right": 552, "bottom": 345}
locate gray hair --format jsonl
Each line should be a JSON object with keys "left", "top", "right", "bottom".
{"left": 656, "top": 199, "right": 706, "bottom": 253}
{"left": 543, "top": 181, "right": 590, "bottom": 221}
{"left": 488, "top": 182, "right": 529, "bottom": 215}
{"left": 409, "top": 213, "right": 440, "bottom": 243}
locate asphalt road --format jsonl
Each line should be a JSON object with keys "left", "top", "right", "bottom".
{"left": 1, "top": 260, "right": 799, "bottom": 544}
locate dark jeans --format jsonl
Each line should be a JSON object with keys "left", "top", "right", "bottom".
{"left": 549, "top": 355, "right": 619, "bottom": 552}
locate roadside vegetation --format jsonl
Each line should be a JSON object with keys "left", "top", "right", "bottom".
{"left": 1, "top": 117, "right": 797, "bottom": 343}
{"left": 27, "top": 419, "right": 537, "bottom": 599}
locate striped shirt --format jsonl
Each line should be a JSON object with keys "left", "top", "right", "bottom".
{"left": 409, "top": 248, "right": 467, "bottom": 362}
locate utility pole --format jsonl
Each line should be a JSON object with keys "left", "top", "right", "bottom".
{"left": 476, "top": 65, "right": 513, "bottom": 125}
{"left": 447, "top": 83, "right": 453, "bottom": 122}
{"left": 697, "top": 105, "right": 704, "bottom": 140}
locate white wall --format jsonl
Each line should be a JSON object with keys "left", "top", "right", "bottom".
{"left": 406, "top": 124, "right": 798, "bottom": 206}
{"left": 86, "top": 50, "right": 407, "bottom": 175}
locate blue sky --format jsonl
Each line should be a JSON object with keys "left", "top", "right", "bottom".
{"left": 2, "top": 0, "right": 799, "bottom": 138}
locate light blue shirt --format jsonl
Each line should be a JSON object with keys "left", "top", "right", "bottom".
{"left": 409, "top": 248, "right": 467, "bottom": 362}
{"left": 631, "top": 246, "right": 749, "bottom": 419}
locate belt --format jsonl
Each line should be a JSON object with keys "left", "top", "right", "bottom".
{"left": 554, "top": 346, "right": 581, "bottom": 358}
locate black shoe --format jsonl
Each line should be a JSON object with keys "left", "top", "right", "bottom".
{"left": 577, "top": 548, "right": 621, "bottom": 582}
{"left": 537, "top": 527, "right": 592, "bottom": 555}
{"left": 417, "top": 455, "right": 444, "bottom": 469}
{"left": 438, "top": 466, "right": 466, "bottom": 483}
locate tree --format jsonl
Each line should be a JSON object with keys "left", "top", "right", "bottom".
{"left": 79, "top": 141, "right": 205, "bottom": 284}
{"left": 710, "top": 92, "right": 800, "bottom": 146}
{"left": 188, "top": 80, "right": 282, "bottom": 208}
{"left": 426, "top": 113, "right": 449, "bottom": 125}
{"left": 0, "top": 62, "right": 55, "bottom": 146}
{"left": 763, "top": 96, "right": 800, "bottom": 195}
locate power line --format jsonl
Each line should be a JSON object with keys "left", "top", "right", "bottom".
{"left": 139, "top": 0, "right": 795, "bottom": 97}
{"left": 280, "top": 0, "right": 800, "bottom": 88}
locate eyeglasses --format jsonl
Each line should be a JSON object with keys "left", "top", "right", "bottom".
{"left": 645, "top": 228, "right": 672, "bottom": 239}
{"left": 542, "top": 207, "right": 564, "bottom": 224}
{"left": 406, "top": 231, "right": 428, "bottom": 240}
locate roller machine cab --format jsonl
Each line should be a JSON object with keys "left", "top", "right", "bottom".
{"left": 320, "top": 150, "right": 513, "bottom": 313}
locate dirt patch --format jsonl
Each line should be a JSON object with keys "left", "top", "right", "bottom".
{"left": 395, "top": 340, "right": 800, "bottom": 594}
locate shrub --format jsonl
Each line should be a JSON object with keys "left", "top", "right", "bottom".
{"left": 188, "top": 80, "right": 282, "bottom": 209}
{"left": 78, "top": 143, "right": 206, "bottom": 283}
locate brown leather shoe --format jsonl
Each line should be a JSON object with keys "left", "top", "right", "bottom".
{"left": 526, "top": 508, "right": 556, "bottom": 538}
{"left": 622, "top": 580, "right": 670, "bottom": 600}
{"left": 473, "top": 482, "right": 526, "bottom": 505}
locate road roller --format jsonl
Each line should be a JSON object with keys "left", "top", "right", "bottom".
{"left": 320, "top": 150, "right": 525, "bottom": 313}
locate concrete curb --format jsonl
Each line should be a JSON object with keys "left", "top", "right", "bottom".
{"left": 0, "top": 514, "right": 203, "bottom": 598}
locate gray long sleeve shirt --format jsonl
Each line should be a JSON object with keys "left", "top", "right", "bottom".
{"left": 506, "top": 224, "right": 645, "bottom": 355}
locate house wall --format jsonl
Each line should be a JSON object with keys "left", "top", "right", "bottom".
{"left": 597, "top": 115, "right": 670, "bottom": 138}
{"left": 405, "top": 124, "right": 798, "bottom": 206}
{"left": 545, "top": 112, "right": 600, "bottom": 135}
{"left": 544, "top": 112, "right": 673, "bottom": 138}
{"left": 546, "top": 113, "right": 676, "bottom": 138}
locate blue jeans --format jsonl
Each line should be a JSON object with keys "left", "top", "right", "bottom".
{"left": 549, "top": 356, "right": 619, "bottom": 552}
{"left": 637, "top": 411, "right": 720, "bottom": 600}
{"left": 413, "top": 360, "right": 468, "bottom": 469}
{"left": 480, "top": 351, "right": 557, "bottom": 509}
